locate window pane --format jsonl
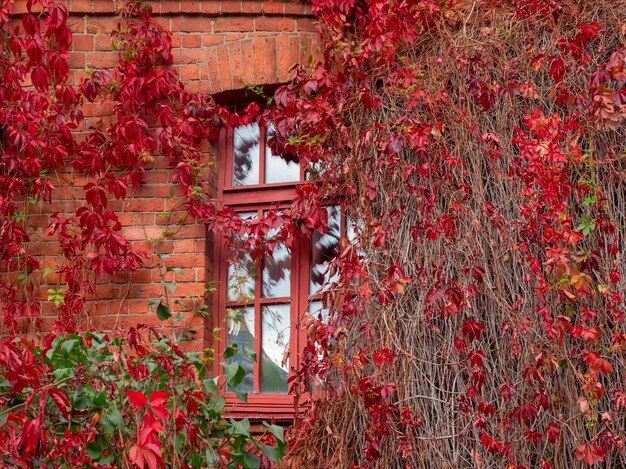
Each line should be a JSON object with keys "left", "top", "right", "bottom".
{"left": 308, "top": 300, "right": 329, "bottom": 323}
{"left": 265, "top": 124, "right": 299, "bottom": 183}
{"left": 227, "top": 211, "right": 257, "bottom": 302}
{"left": 261, "top": 304, "right": 290, "bottom": 393}
{"left": 226, "top": 307, "right": 255, "bottom": 392}
{"left": 233, "top": 123, "right": 260, "bottom": 186}
{"left": 262, "top": 225, "right": 291, "bottom": 298}
{"left": 310, "top": 206, "right": 341, "bottom": 294}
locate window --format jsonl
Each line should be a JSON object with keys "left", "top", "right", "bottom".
{"left": 213, "top": 118, "right": 351, "bottom": 417}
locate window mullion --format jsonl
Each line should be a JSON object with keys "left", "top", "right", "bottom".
{"left": 253, "top": 208, "right": 263, "bottom": 394}
{"left": 259, "top": 125, "right": 266, "bottom": 185}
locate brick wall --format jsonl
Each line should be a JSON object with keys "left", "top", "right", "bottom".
{"left": 12, "top": 0, "right": 318, "bottom": 353}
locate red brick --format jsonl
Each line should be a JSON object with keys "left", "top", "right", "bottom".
{"left": 86, "top": 17, "right": 117, "bottom": 34}
{"left": 276, "top": 36, "right": 292, "bottom": 81}
{"left": 124, "top": 199, "right": 165, "bottom": 212}
{"left": 217, "top": 46, "right": 232, "bottom": 90}
{"left": 241, "top": 39, "right": 256, "bottom": 85}
{"left": 160, "top": 0, "right": 181, "bottom": 14}
{"left": 181, "top": 64, "right": 201, "bottom": 81}
{"left": 71, "top": 0, "right": 92, "bottom": 13}
{"left": 224, "top": 34, "right": 247, "bottom": 43}
{"left": 72, "top": 34, "right": 94, "bottom": 52}
{"left": 164, "top": 254, "right": 204, "bottom": 268}
{"left": 230, "top": 50, "right": 245, "bottom": 88}
{"left": 203, "top": 34, "right": 224, "bottom": 47}
{"left": 154, "top": 240, "right": 174, "bottom": 254}
{"left": 129, "top": 299, "right": 148, "bottom": 314}
{"left": 288, "top": 37, "right": 300, "bottom": 71}
{"left": 242, "top": 0, "right": 263, "bottom": 15}
{"left": 174, "top": 268, "right": 196, "bottom": 282}
{"left": 285, "top": 1, "right": 307, "bottom": 16}
{"left": 123, "top": 227, "right": 164, "bottom": 241}
{"left": 67, "top": 52, "right": 85, "bottom": 69}
{"left": 265, "top": 37, "right": 277, "bottom": 82}
{"left": 93, "top": 0, "right": 115, "bottom": 13}
{"left": 173, "top": 239, "right": 197, "bottom": 253}
{"left": 133, "top": 213, "right": 156, "bottom": 225}
{"left": 180, "top": 1, "right": 201, "bottom": 13}
{"left": 86, "top": 52, "right": 118, "bottom": 68}
{"left": 255, "top": 17, "right": 295, "bottom": 32}
{"left": 143, "top": 171, "right": 170, "bottom": 184}
{"left": 201, "top": 1, "right": 220, "bottom": 14}
{"left": 296, "top": 18, "right": 317, "bottom": 32}
{"left": 93, "top": 33, "right": 112, "bottom": 50}
{"left": 171, "top": 33, "right": 183, "bottom": 48}
{"left": 206, "top": 48, "right": 222, "bottom": 91}
{"left": 263, "top": 0, "right": 284, "bottom": 15}
{"left": 130, "top": 284, "right": 163, "bottom": 298}
{"left": 181, "top": 34, "right": 202, "bottom": 48}
{"left": 252, "top": 37, "right": 267, "bottom": 82}
{"left": 220, "top": 0, "right": 242, "bottom": 14}
{"left": 173, "top": 48, "right": 206, "bottom": 65}
{"left": 171, "top": 16, "right": 211, "bottom": 33}
{"left": 213, "top": 17, "right": 254, "bottom": 33}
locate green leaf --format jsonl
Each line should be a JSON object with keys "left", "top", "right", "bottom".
{"left": 102, "top": 409, "right": 125, "bottom": 434}
{"left": 164, "top": 282, "right": 177, "bottom": 293}
{"left": 93, "top": 391, "right": 107, "bottom": 406}
{"left": 167, "top": 267, "right": 184, "bottom": 275}
{"left": 263, "top": 422, "right": 286, "bottom": 460}
{"left": 61, "top": 339, "right": 79, "bottom": 355}
{"left": 228, "top": 451, "right": 260, "bottom": 469}
{"left": 148, "top": 299, "right": 160, "bottom": 308}
{"left": 202, "top": 377, "right": 219, "bottom": 394}
{"left": 221, "top": 362, "right": 245, "bottom": 387}
{"left": 224, "top": 345, "right": 238, "bottom": 359}
{"left": 234, "top": 391, "right": 248, "bottom": 403}
{"left": 259, "top": 443, "right": 282, "bottom": 462}
{"left": 86, "top": 434, "right": 109, "bottom": 459}
{"left": 156, "top": 302, "right": 171, "bottom": 321}
{"left": 229, "top": 418, "right": 251, "bottom": 438}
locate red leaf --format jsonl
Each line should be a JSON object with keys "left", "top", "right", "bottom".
{"left": 126, "top": 390, "right": 147, "bottom": 409}
{"left": 48, "top": 387, "right": 70, "bottom": 419}
{"left": 549, "top": 57, "right": 566, "bottom": 83}
{"left": 149, "top": 391, "right": 169, "bottom": 419}
{"left": 149, "top": 391, "right": 169, "bottom": 407}
{"left": 575, "top": 442, "right": 604, "bottom": 465}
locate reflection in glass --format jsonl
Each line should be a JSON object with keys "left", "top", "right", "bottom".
{"left": 227, "top": 211, "right": 257, "bottom": 302}
{"left": 233, "top": 123, "right": 260, "bottom": 186}
{"left": 310, "top": 206, "right": 341, "bottom": 294}
{"left": 262, "top": 225, "right": 291, "bottom": 298}
{"left": 261, "top": 304, "right": 290, "bottom": 393}
{"left": 226, "top": 307, "right": 255, "bottom": 392}
{"left": 308, "top": 300, "right": 329, "bottom": 323}
{"left": 265, "top": 124, "right": 300, "bottom": 184}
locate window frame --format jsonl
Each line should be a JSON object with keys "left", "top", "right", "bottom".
{"left": 212, "top": 123, "right": 309, "bottom": 418}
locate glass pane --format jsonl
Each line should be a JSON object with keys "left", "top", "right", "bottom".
{"left": 310, "top": 206, "right": 341, "bottom": 294}
{"left": 262, "top": 224, "right": 291, "bottom": 298}
{"left": 226, "top": 307, "right": 255, "bottom": 392}
{"left": 261, "top": 304, "right": 290, "bottom": 393}
{"left": 308, "top": 300, "right": 329, "bottom": 323}
{"left": 265, "top": 124, "right": 300, "bottom": 183}
{"left": 233, "top": 123, "right": 260, "bottom": 186}
{"left": 305, "top": 161, "right": 326, "bottom": 181}
{"left": 227, "top": 211, "right": 257, "bottom": 302}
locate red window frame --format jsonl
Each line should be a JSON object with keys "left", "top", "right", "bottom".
{"left": 212, "top": 121, "right": 309, "bottom": 418}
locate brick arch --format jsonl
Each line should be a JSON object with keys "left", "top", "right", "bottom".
{"left": 168, "top": 13, "right": 319, "bottom": 94}
{"left": 203, "top": 34, "right": 316, "bottom": 93}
